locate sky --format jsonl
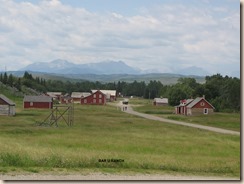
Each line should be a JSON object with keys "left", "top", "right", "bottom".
{"left": 0, "top": 0, "right": 240, "bottom": 76}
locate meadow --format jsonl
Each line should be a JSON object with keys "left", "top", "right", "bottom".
{"left": 130, "top": 98, "right": 240, "bottom": 132}
{"left": 0, "top": 97, "right": 240, "bottom": 178}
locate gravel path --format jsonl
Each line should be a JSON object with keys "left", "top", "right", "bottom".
{"left": 0, "top": 173, "right": 239, "bottom": 181}
{"left": 119, "top": 102, "right": 240, "bottom": 135}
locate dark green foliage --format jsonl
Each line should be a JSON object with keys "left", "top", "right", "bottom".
{"left": 0, "top": 71, "right": 240, "bottom": 112}
{"left": 204, "top": 74, "right": 240, "bottom": 112}
{"left": 168, "top": 85, "right": 188, "bottom": 106}
{"left": 3, "top": 72, "right": 8, "bottom": 84}
{"left": 7, "top": 74, "right": 14, "bottom": 87}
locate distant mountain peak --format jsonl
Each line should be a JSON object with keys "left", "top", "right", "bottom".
{"left": 20, "top": 59, "right": 140, "bottom": 75}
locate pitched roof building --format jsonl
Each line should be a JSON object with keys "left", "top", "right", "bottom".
{"left": 71, "top": 92, "right": 91, "bottom": 103}
{"left": 153, "top": 98, "right": 168, "bottom": 106}
{"left": 175, "top": 96, "right": 214, "bottom": 116}
{"left": 81, "top": 90, "right": 106, "bottom": 105}
{"left": 91, "top": 90, "right": 116, "bottom": 101}
{"left": 0, "top": 94, "right": 15, "bottom": 116}
{"left": 23, "top": 95, "right": 53, "bottom": 109}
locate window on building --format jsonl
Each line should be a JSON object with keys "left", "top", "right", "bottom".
{"left": 84, "top": 99, "right": 87, "bottom": 104}
{"left": 30, "top": 102, "right": 33, "bottom": 106}
{"left": 93, "top": 99, "right": 96, "bottom": 103}
{"left": 204, "top": 108, "right": 208, "bottom": 114}
{"left": 93, "top": 94, "right": 96, "bottom": 98}
{"left": 99, "top": 99, "right": 102, "bottom": 103}
{"left": 200, "top": 102, "right": 205, "bottom": 106}
{"left": 99, "top": 94, "right": 102, "bottom": 98}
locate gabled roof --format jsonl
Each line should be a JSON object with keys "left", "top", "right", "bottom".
{"left": 46, "top": 92, "right": 62, "bottom": 97}
{"left": 0, "top": 94, "right": 15, "bottom": 105}
{"left": 71, "top": 92, "right": 91, "bottom": 98}
{"left": 154, "top": 98, "right": 168, "bottom": 103}
{"left": 91, "top": 90, "right": 116, "bottom": 96}
{"left": 81, "top": 90, "right": 106, "bottom": 100}
{"left": 187, "top": 97, "right": 215, "bottom": 109}
{"left": 24, "top": 95, "right": 53, "bottom": 103}
{"left": 186, "top": 97, "right": 202, "bottom": 108}
{"left": 91, "top": 90, "right": 106, "bottom": 95}
{"left": 176, "top": 99, "right": 193, "bottom": 107}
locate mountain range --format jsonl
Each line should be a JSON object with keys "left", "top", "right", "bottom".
{"left": 20, "top": 59, "right": 140, "bottom": 75}
{"left": 19, "top": 59, "right": 210, "bottom": 76}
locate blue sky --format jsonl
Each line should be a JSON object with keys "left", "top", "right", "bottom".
{"left": 0, "top": 0, "right": 240, "bottom": 76}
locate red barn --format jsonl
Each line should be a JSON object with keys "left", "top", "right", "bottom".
{"left": 71, "top": 92, "right": 91, "bottom": 104}
{"left": 81, "top": 90, "right": 106, "bottom": 105}
{"left": 23, "top": 96, "right": 53, "bottom": 109}
{"left": 91, "top": 90, "right": 116, "bottom": 102}
{"left": 175, "top": 96, "right": 214, "bottom": 116}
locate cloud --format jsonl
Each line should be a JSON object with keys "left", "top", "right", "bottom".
{"left": 0, "top": 0, "right": 240, "bottom": 76}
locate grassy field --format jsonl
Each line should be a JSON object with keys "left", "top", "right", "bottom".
{"left": 130, "top": 98, "right": 240, "bottom": 132}
{"left": 0, "top": 97, "right": 240, "bottom": 178}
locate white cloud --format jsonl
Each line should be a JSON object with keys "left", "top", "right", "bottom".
{"left": 0, "top": 0, "right": 240, "bottom": 76}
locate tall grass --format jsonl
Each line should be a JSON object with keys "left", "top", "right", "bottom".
{"left": 0, "top": 102, "right": 240, "bottom": 177}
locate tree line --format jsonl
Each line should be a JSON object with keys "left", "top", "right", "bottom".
{"left": 0, "top": 72, "right": 240, "bottom": 112}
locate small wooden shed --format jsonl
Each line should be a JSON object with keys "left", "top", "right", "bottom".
{"left": 0, "top": 94, "right": 16, "bottom": 116}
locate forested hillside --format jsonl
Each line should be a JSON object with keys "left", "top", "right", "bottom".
{"left": 0, "top": 72, "right": 240, "bottom": 112}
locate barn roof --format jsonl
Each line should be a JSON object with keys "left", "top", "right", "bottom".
{"left": 175, "top": 99, "right": 193, "bottom": 107}
{"left": 24, "top": 95, "right": 53, "bottom": 102}
{"left": 71, "top": 92, "right": 91, "bottom": 98}
{"left": 46, "top": 92, "right": 62, "bottom": 97}
{"left": 0, "top": 94, "right": 15, "bottom": 105}
{"left": 187, "top": 97, "right": 215, "bottom": 109}
{"left": 154, "top": 98, "right": 168, "bottom": 103}
{"left": 91, "top": 90, "right": 116, "bottom": 96}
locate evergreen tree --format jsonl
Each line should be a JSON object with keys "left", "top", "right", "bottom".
{"left": 0, "top": 73, "right": 3, "bottom": 82}
{"left": 7, "top": 74, "right": 14, "bottom": 87}
{"left": 15, "top": 78, "right": 21, "bottom": 91}
{"left": 3, "top": 72, "right": 8, "bottom": 84}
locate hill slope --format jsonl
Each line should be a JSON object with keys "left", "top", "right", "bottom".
{"left": 9, "top": 71, "right": 205, "bottom": 84}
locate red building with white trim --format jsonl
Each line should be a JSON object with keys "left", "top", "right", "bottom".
{"left": 175, "top": 96, "right": 214, "bottom": 116}
{"left": 23, "top": 95, "right": 53, "bottom": 109}
{"left": 81, "top": 90, "right": 106, "bottom": 105}
{"left": 91, "top": 90, "right": 116, "bottom": 102}
{"left": 71, "top": 92, "right": 91, "bottom": 104}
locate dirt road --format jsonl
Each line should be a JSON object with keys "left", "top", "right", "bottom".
{"left": 0, "top": 172, "right": 238, "bottom": 180}
{"left": 119, "top": 102, "right": 240, "bottom": 135}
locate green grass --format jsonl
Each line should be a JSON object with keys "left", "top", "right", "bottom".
{"left": 0, "top": 98, "right": 240, "bottom": 178}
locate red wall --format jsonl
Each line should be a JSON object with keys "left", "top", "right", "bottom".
{"left": 81, "top": 91, "right": 106, "bottom": 105}
{"left": 24, "top": 102, "right": 53, "bottom": 109}
{"left": 192, "top": 99, "right": 213, "bottom": 109}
